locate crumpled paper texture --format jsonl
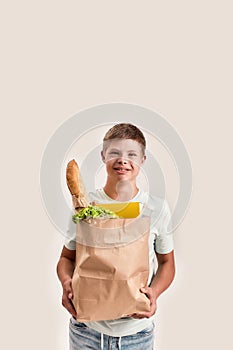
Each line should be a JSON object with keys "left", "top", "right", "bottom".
{"left": 72, "top": 216, "right": 151, "bottom": 322}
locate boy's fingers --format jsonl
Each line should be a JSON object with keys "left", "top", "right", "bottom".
{"left": 130, "top": 313, "right": 147, "bottom": 319}
{"left": 62, "top": 295, "right": 77, "bottom": 318}
{"left": 63, "top": 280, "right": 74, "bottom": 298}
{"left": 129, "top": 307, "right": 156, "bottom": 319}
{"left": 140, "top": 286, "right": 152, "bottom": 296}
{"left": 128, "top": 287, "right": 157, "bottom": 319}
{"left": 61, "top": 280, "right": 77, "bottom": 317}
{"left": 140, "top": 286, "right": 155, "bottom": 304}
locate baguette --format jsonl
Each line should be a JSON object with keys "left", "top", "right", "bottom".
{"left": 66, "top": 159, "right": 89, "bottom": 210}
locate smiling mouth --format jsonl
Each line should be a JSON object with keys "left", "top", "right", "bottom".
{"left": 113, "top": 167, "right": 131, "bottom": 172}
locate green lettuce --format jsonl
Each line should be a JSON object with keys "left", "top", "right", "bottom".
{"left": 72, "top": 205, "right": 118, "bottom": 223}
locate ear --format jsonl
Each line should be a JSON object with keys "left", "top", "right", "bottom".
{"left": 140, "top": 154, "right": 146, "bottom": 166}
{"left": 101, "top": 150, "right": 105, "bottom": 163}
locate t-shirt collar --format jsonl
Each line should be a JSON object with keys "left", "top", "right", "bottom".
{"left": 101, "top": 188, "right": 141, "bottom": 202}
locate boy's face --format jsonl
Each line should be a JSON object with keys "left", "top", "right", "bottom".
{"left": 101, "top": 139, "right": 146, "bottom": 182}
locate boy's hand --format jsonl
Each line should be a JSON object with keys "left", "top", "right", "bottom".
{"left": 128, "top": 286, "right": 157, "bottom": 319}
{"left": 62, "top": 279, "right": 77, "bottom": 319}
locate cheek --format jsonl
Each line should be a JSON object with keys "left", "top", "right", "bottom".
{"left": 131, "top": 160, "right": 141, "bottom": 168}
{"left": 105, "top": 160, "right": 114, "bottom": 172}
{"left": 133, "top": 164, "right": 142, "bottom": 175}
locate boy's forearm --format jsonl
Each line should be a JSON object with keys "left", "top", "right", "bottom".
{"left": 150, "top": 259, "right": 175, "bottom": 299}
{"left": 57, "top": 257, "right": 75, "bottom": 286}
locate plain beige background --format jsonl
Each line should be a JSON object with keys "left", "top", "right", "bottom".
{"left": 1, "top": 1, "right": 232, "bottom": 349}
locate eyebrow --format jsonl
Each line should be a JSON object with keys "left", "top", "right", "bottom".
{"left": 108, "top": 148, "right": 120, "bottom": 152}
{"left": 108, "top": 148, "right": 139, "bottom": 153}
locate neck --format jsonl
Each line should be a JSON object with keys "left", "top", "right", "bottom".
{"left": 103, "top": 179, "right": 139, "bottom": 201}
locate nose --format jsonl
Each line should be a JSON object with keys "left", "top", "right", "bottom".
{"left": 117, "top": 158, "right": 128, "bottom": 165}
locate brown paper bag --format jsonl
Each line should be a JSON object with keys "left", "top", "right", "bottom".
{"left": 72, "top": 216, "right": 151, "bottom": 322}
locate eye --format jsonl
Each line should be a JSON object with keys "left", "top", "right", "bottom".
{"left": 109, "top": 151, "right": 120, "bottom": 156}
{"left": 128, "top": 153, "right": 137, "bottom": 157}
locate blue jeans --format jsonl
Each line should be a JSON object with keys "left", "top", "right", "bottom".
{"left": 69, "top": 317, "right": 155, "bottom": 350}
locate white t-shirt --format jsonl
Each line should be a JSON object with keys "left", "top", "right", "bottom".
{"left": 64, "top": 188, "right": 174, "bottom": 337}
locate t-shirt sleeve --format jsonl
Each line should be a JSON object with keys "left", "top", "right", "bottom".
{"left": 153, "top": 199, "right": 174, "bottom": 254}
{"left": 64, "top": 209, "right": 76, "bottom": 250}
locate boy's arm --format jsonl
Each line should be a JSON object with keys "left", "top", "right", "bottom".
{"left": 57, "top": 246, "right": 77, "bottom": 318}
{"left": 129, "top": 250, "right": 175, "bottom": 319}
{"left": 150, "top": 250, "right": 175, "bottom": 298}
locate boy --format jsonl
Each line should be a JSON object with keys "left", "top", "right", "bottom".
{"left": 57, "top": 123, "right": 175, "bottom": 350}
